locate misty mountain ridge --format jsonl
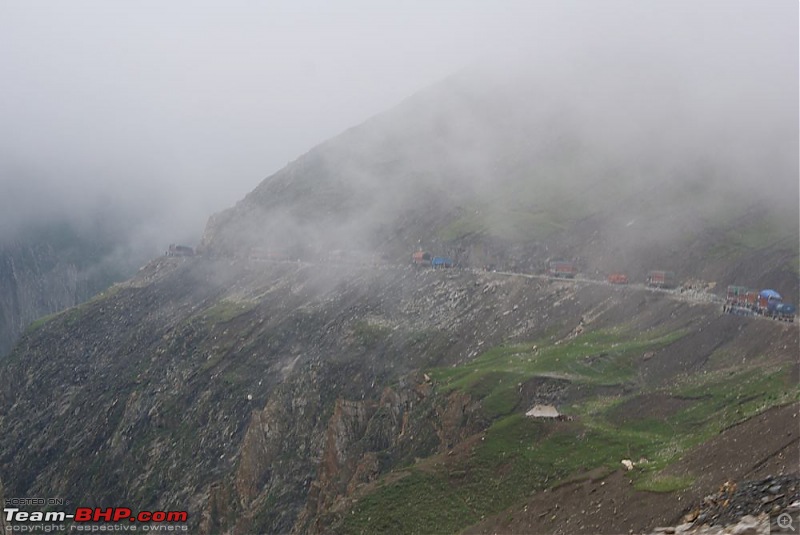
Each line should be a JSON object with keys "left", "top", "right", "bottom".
{"left": 205, "top": 67, "right": 798, "bottom": 294}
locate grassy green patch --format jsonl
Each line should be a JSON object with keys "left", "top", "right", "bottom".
{"left": 46, "top": 307, "right": 85, "bottom": 329}
{"left": 437, "top": 198, "right": 585, "bottom": 244}
{"left": 435, "top": 329, "right": 684, "bottom": 386}
{"left": 438, "top": 209, "right": 489, "bottom": 241}
{"left": 24, "top": 286, "right": 125, "bottom": 334}
{"left": 343, "top": 471, "right": 478, "bottom": 534}
{"left": 434, "top": 168, "right": 603, "bottom": 244}
{"left": 25, "top": 311, "right": 64, "bottom": 333}
{"left": 202, "top": 300, "right": 255, "bottom": 324}
{"left": 669, "top": 367, "right": 797, "bottom": 432}
{"left": 708, "top": 212, "right": 799, "bottom": 261}
{"left": 727, "top": 217, "right": 791, "bottom": 250}
{"left": 337, "top": 330, "right": 799, "bottom": 535}
{"left": 429, "top": 328, "right": 684, "bottom": 419}
{"left": 352, "top": 320, "right": 392, "bottom": 348}
{"left": 339, "top": 412, "right": 670, "bottom": 535}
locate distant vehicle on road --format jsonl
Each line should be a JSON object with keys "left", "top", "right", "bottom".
{"left": 431, "top": 256, "right": 455, "bottom": 268}
{"left": 758, "top": 290, "right": 795, "bottom": 321}
{"left": 758, "top": 289, "right": 782, "bottom": 311}
{"left": 726, "top": 285, "right": 749, "bottom": 302}
{"left": 771, "top": 302, "right": 796, "bottom": 321}
{"left": 607, "top": 273, "right": 629, "bottom": 284}
{"left": 723, "top": 287, "right": 794, "bottom": 322}
{"left": 646, "top": 270, "right": 675, "bottom": 289}
{"left": 548, "top": 261, "right": 576, "bottom": 279}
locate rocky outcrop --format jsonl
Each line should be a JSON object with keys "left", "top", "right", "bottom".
{"left": 680, "top": 475, "right": 799, "bottom": 528}
{"left": 293, "top": 375, "right": 485, "bottom": 533}
{"left": 647, "top": 474, "right": 800, "bottom": 535}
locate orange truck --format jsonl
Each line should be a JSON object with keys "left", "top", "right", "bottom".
{"left": 607, "top": 273, "right": 629, "bottom": 284}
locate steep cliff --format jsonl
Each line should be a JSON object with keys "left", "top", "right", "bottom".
{"left": 0, "top": 223, "right": 139, "bottom": 356}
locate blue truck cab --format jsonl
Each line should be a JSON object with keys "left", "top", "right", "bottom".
{"left": 431, "top": 256, "right": 454, "bottom": 268}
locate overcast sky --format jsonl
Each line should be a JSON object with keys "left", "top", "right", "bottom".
{"left": 0, "top": 1, "right": 797, "bottom": 247}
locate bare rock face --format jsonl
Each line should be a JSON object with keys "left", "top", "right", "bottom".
{"left": 202, "top": 366, "right": 486, "bottom": 535}
{"left": 293, "top": 377, "right": 485, "bottom": 534}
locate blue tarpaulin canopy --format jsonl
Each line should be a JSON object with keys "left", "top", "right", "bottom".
{"left": 759, "top": 289, "right": 782, "bottom": 300}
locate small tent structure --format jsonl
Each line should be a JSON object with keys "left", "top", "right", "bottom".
{"left": 525, "top": 404, "right": 560, "bottom": 418}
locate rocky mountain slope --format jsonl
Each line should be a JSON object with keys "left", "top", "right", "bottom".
{"left": 1, "top": 258, "right": 796, "bottom": 534}
{"left": 0, "top": 69, "right": 797, "bottom": 534}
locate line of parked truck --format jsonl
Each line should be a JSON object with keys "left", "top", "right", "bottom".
{"left": 546, "top": 261, "right": 675, "bottom": 289}
{"left": 167, "top": 244, "right": 796, "bottom": 323}
{"left": 413, "top": 253, "right": 795, "bottom": 322}
{"left": 548, "top": 261, "right": 676, "bottom": 289}
{"left": 411, "top": 251, "right": 454, "bottom": 268}
{"left": 724, "top": 286, "right": 796, "bottom": 322}
{"left": 551, "top": 262, "right": 795, "bottom": 322}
